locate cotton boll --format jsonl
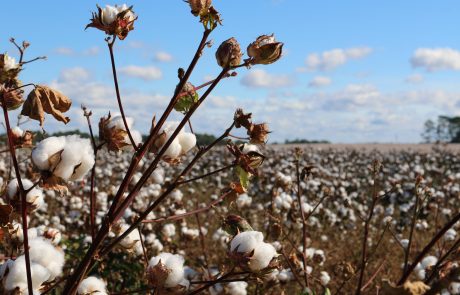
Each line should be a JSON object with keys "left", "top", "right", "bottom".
{"left": 248, "top": 241, "right": 277, "bottom": 271}
{"left": 54, "top": 136, "right": 94, "bottom": 181}
{"left": 241, "top": 144, "right": 260, "bottom": 154}
{"left": 444, "top": 229, "right": 457, "bottom": 242}
{"left": 162, "top": 223, "right": 176, "bottom": 239}
{"left": 164, "top": 139, "right": 182, "bottom": 158}
{"left": 230, "top": 231, "right": 264, "bottom": 253}
{"left": 320, "top": 271, "right": 331, "bottom": 285}
{"left": 178, "top": 132, "right": 196, "bottom": 154}
{"left": 449, "top": 282, "right": 460, "bottom": 294}
{"left": 227, "top": 281, "right": 248, "bottom": 295}
{"left": 78, "top": 276, "right": 108, "bottom": 295}
{"left": 148, "top": 252, "right": 186, "bottom": 288}
{"left": 7, "top": 178, "right": 44, "bottom": 210}
{"left": 4, "top": 256, "right": 50, "bottom": 292}
{"left": 101, "top": 5, "right": 119, "bottom": 25}
{"left": 236, "top": 194, "right": 252, "bottom": 208}
{"left": 421, "top": 256, "right": 438, "bottom": 269}
{"left": 11, "top": 126, "right": 24, "bottom": 137}
{"left": 31, "top": 136, "right": 67, "bottom": 170}
{"left": 28, "top": 237, "right": 65, "bottom": 280}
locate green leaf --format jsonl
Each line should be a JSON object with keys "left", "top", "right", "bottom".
{"left": 235, "top": 165, "right": 251, "bottom": 190}
{"left": 323, "top": 288, "right": 331, "bottom": 295}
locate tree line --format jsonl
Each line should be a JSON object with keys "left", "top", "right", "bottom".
{"left": 422, "top": 116, "right": 460, "bottom": 143}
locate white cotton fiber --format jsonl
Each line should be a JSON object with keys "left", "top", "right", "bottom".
{"left": 77, "top": 276, "right": 108, "bottom": 295}
{"left": 148, "top": 252, "right": 186, "bottom": 288}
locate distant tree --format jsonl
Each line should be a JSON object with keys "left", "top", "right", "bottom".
{"left": 284, "top": 138, "right": 330, "bottom": 144}
{"left": 422, "top": 116, "right": 460, "bottom": 143}
{"left": 421, "top": 119, "right": 436, "bottom": 143}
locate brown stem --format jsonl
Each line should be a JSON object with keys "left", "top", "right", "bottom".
{"left": 355, "top": 167, "right": 379, "bottom": 295}
{"left": 187, "top": 269, "right": 238, "bottom": 295}
{"left": 403, "top": 181, "right": 421, "bottom": 274}
{"left": 107, "top": 37, "right": 138, "bottom": 150}
{"left": 138, "top": 226, "right": 149, "bottom": 267}
{"left": 141, "top": 191, "right": 229, "bottom": 224}
{"left": 1, "top": 94, "right": 33, "bottom": 295}
{"left": 295, "top": 154, "right": 309, "bottom": 288}
{"left": 62, "top": 30, "right": 215, "bottom": 294}
{"left": 195, "top": 213, "right": 210, "bottom": 271}
{"left": 84, "top": 109, "right": 98, "bottom": 240}
{"left": 100, "top": 121, "right": 234, "bottom": 257}
{"left": 361, "top": 259, "right": 386, "bottom": 292}
{"left": 176, "top": 163, "right": 235, "bottom": 185}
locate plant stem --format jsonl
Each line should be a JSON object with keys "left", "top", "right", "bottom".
{"left": 107, "top": 37, "right": 138, "bottom": 150}
{"left": 84, "top": 109, "right": 98, "bottom": 240}
{"left": 0, "top": 94, "right": 33, "bottom": 295}
{"left": 295, "top": 153, "right": 309, "bottom": 288}
{"left": 403, "top": 181, "right": 421, "bottom": 274}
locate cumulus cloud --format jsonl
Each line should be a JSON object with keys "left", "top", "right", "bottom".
{"left": 54, "top": 46, "right": 100, "bottom": 56}
{"left": 241, "top": 69, "right": 293, "bottom": 88}
{"left": 119, "top": 65, "right": 163, "bottom": 80}
{"left": 154, "top": 51, "right": 173, "bottom": 62}
{"left": 58, "top": 67, "right": 91, "bottom": 82}
{"left": 411, "top": 48, "right": 460, "bottom": 71}
{"left": 308, "top": 76, "right": 332, "bottom": 87}
{"left": 305, "top": 47, "right": 372, "bottom": 71}
{"left": 405, "top": 73, "right": 424, "bottom": 84}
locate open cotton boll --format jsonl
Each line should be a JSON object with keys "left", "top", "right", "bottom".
{"left": 32, "top": 136, "right": 67, "bottom": 170}
{"left": 28, "top": 237, "right": 65, "bottom": 280}
{"left": 164, "top": 139, "right": 183, "bottom": 158}
{"left": 248, "top": 241, "right": 277, "bottom": 271}
{"left": 320, "top": 271, "right": 331, "bottom": 285}
{"left": 230, "top": 231, "right": 264, "bottom": 253}
{"left": 178, "top": 132, "right": 196, "bottom": 154}
{"left": 227, "top": 281, "right": 248, "bottom": 295}
{"left": 148, "top": 252, "right": 186, "bottom": 288}
{"left": 4, "top": 256, "right": 50, "bottom": 292}
{"left": 421, "top": 256, "right": 438, "bottom": 269}
{"left": 77, "top": 276, "right": 108, "bottom": 295}
{"left": 54, "top": 136, "right": 94, "bottom": 181}
{"left": 101, "top": 5, "right": 119, "bottom": 25}
{"left": 7, "top": 178, "right": 43, "bottom": 203}
{"left": 241, "top": 143, "right": 260, "bottom": 154}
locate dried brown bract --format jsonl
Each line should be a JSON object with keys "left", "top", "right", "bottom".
{"left": 247, "top": 34, "right": 283, "bottom": 66}
{"left": 99, "top": 113, "right": 130, "bottom": 152}
{"left": 21, "top": 85, "right": 72, "bottom": 127}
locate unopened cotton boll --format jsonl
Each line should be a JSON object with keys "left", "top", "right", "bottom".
{"left": 148, "top": 252, "right": 187, "bottom": 288}
{"left": 78, "top": 276, "right": 108, "bottom": 295}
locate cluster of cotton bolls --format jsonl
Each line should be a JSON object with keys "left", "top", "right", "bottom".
{"left": 0, "top": 236, "right": 65, "bottom": 294}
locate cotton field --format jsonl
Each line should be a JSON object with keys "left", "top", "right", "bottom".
{"left": 1, "top": 143, "right": 460, "bottom": 294}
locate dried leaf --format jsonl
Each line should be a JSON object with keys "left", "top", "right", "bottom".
{"left": 0, "top": 204, "right": 13, "bottom": 226}
{"left": 381, "top": 280, "right": 430, "bottom": 295}
{"left": 21, "top": 85, "right": 71, "bottom": 127}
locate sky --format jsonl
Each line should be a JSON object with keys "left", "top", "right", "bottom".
{"left": 2, "top": 0, "right": 460, "bottom": 143}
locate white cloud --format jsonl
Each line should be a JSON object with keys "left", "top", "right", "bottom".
{"left": 305, "top": 47, "right": 372, "bottom": 71}
{"left": 54, "top": 47, "right": 75, "bottom": 56}
{"left": 308, "top": 76, "right": 332, "bottom": 87}
{"left": 241, "top": 69, "right": 292, "bottom": 88}
{"left": 405, "top": 73, "right": 424, "bottom": 84}
{"left": 119, "top": 65, "right": 163, "bottom": 80}
{"left": 58, "top": 67, "right": 91, "bottom": 82}
{"left": 154, "top": 51, "right": 173, "bottom": 62}
{"left": 54, "top": 46, "right": 100, "bottom": 56}
{"left": 411, "top": 48, "right": 460, "bottom": 71}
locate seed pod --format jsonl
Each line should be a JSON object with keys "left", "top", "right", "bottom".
{"left": 247, "top": 34, "right": 283, "bottom": 65}
{"left": 216, "top": 37, "right": 243, "bottom": 68}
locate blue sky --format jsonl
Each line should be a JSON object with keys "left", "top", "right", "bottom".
{"left": 2, "top": 0, "right": 460, "bottom": 143}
